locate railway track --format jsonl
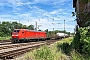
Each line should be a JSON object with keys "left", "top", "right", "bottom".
{"left": 0, "top": 40, "right": 11, "bottom": 45}
{"left": 0, "top": 40, "right": 59, "bottom": 60}
{"left": 0, "top": 41, "right": 47, "bottom": 50}
{"left": 0, "top": 40, "right": 11, "bottom": 42}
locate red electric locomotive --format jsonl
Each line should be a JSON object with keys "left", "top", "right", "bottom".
{"left": 11, "top": 29, "right": 46, "bottom": 43}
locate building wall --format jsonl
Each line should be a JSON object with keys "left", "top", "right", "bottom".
{"left": 73, "top": 0, "right": 90, "bottom": 27}
{"left": 86, "top": 2, "right": 90, "bottom": 12}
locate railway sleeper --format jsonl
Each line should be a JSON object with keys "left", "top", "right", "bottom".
{"left": 0, "top": 43, "right": 44, "bottom": 59}
{"left": 0, "top": 45, "right": 21, "bottom": 50}
{"left": 0, "top": 41, "right": 57, "bottom": 59}
{"left": 0, "top": 46, "right": 15, "bottom": 50}
{"left": 0, "top": 48, "right": 32, "bottom": 59}
{"left": 1, "top": 47, "right": 37, "bottom": 59}
{"left": 10, "top": 48, "right": 32, "bottom": 57}
{"left": 0, "top": 51, "right": 13, "bottom": 57}
{"left": 9, "top": 45, "right": 41, "bottom": 59}
{"left": 6, "top": 48, "right": 32, "bottom": 59}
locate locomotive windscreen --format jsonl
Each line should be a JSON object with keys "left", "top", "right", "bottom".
{"left": 14, "top": 30, "right": 20, "bottom": 33}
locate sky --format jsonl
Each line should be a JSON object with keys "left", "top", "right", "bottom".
{"left": 0, "top": 0, "right": 76, "bottom": 33}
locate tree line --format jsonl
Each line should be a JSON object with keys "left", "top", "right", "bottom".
{"left": 0, "top": 21, "right": 72, "bottom": 37}
{"left": 0, "top": 21, "right": 34, "bottom": 37}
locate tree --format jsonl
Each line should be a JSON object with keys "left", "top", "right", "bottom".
{"left": 45, "top": 29, "right": 48, "bottom": 33}
{"left": 0, "top": 21, "right": 35, "bottom": 37}
{"left": 28, "top": 25, "right": 34, "bottom": 30}
{"left": 1, "top": 22, "right": 11, "bottom": 36}
{"left": 80, "top": 0, "right": 88, "bottom": 4}
{"left": 22, "top": 25, "right": 27, "bottom": 29}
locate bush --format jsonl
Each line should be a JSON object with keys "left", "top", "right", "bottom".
{"left": 60, "top": 43, "right": 72, "bottom": 55}
{"left": 72, "top": 27, "right": 90, "bottom": 55}
{"left": 34, "top": 46, "right": 54, "bottom": 60}
{"left": 56, "top": 37, "right": 73, "bottom": 55}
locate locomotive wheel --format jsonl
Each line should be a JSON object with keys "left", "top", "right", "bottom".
{"left": 12, "top": 40, "right": 15, "bottom": 43}
{"left": 11, "top": 39, "right": 18, "bottom": 43}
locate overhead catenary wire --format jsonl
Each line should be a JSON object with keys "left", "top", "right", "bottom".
{"left": 10, "top": 0, "right": 75, "bottom": 32}
{"left": 14, "top": 0, "right": 32, "bottom": 11}
{"left": 14, "top": 0, "right": 43, "bottom": 22}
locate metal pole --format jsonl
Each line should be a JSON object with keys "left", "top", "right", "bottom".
{"left": 53, "top": 28, "right": 54, "bottom": 31}
{"left": 36, "top": 22, "right": 37, "bottom": 31}
{"left": 64, "top": 20, "right": 65, "bottom": 38}
{"left": 53, "top": 28, "right": 55, "bottom": 37}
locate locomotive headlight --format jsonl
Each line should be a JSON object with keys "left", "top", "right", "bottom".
{"left": 12, "top": 35, "right": 18, "bottom": 36}
{"left": 12, "top": 35, "right": 14, "bottom": 36}
{"left": 15, "top": 35, "right": 18, "bottom": 36}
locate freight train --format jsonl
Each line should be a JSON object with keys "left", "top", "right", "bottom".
{"left": 11, "top": 29, "right": 69, "bottom": 43}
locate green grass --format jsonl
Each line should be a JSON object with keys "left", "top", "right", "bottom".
{"left": 0, "top": 36, "right": 11, "bottom": 40}
{"left": 71, "top": 50, "right": 84, "bottom": 60}
{"left": 57, "top": 37, "right": 73, "bottom": 44}
{"left": 22, "top": 45, "right": 67, "bottom": 60}
{"left": 20, "top": 37, "right": 73, "bottom": 60}
{"left": 18, "top": 37, "right": 90, "bottom": 60}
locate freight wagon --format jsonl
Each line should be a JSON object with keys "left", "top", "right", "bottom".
{"left": 56, "top": 33, "right": 69, "bottom": 39}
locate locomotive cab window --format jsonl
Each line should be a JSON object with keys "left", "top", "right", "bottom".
{"left": 14, "top": 30, "right": 20, "bottom": 33}
{"left": 22, "top": 31, "right": 24, "bottom": 33}
{"left": 22, "top": 32, "right": 24, "bottom": 33}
